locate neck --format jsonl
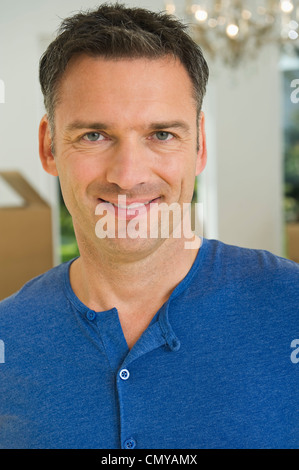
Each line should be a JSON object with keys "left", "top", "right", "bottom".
{"left": 69, "top": 233, "right": 201, "bottom": 348}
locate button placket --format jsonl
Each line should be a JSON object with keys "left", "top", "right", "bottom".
{"left": 116, "top": 316, "right": 179, "bottom": 451}
{"left": 117, "top": 366, "right": 136, "bottom": 448}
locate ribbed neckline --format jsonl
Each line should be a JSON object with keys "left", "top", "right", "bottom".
{"left": 167, "top": 237, "right": 207, "bottom": 302}
{"left": 63, "top": 237, "right": 209, "bottom": 315}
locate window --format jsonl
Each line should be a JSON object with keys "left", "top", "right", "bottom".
{"left": 281, "top": 54, "right": 299, "bottom": 262}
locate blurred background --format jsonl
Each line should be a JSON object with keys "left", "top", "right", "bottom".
{"left": 0, "top": 0, "right": 299, "bottom": 297}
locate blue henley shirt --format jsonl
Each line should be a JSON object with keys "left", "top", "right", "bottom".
{"left": 0, "top": 238, "right": 298, "bottom": 449}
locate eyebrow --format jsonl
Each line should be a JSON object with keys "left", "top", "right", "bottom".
{"left": 65, "top": 120, "right": 191, "bottom": 133}
{"left": 148, "top": 121, "right": 191, "bottom": 133}
{"left": 65, "top": 121, "right": 108, "bottom": 132}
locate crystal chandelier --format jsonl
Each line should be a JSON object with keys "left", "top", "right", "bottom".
{"left": 165, "top": 0, "right": 299, "bottom": 66}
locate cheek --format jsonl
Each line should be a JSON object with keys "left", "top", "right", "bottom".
{"left": 57, "top": 151, "right": 100, "bottom": 189}
{"left": 55, "top": 158, "right": 87, "bottom": 213}
{"left": 160, "top": 153, "right": 196, "bottom": 189}
{"left": 158, "top": 153, "right": 184, "bottom": 182}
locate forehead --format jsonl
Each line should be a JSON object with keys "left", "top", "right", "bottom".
{"left": 55, "top": 55, "right": 197, "bottom": 122}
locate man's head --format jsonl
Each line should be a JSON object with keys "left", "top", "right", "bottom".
{"left": 39, "top": 2, "right": 209, "bottom": 138}
{"left": 38, "top": 3, "right": 209, "bottom": 259}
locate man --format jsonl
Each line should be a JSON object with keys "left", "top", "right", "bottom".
{"left": 0, "top": 3, "right": 298, "bottom": 449}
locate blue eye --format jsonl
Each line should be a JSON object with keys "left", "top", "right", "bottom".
{"left": 155, "top": 131, "right": 172, "bottom": 141}
{"left": 83, "top": 132, "right": 103, "bottom": 141}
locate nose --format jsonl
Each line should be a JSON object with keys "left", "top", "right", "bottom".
{"left": 106, "top": 137, "right": 150, "bottom": 191}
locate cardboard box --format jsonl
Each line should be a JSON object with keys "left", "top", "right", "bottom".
{"left": 0, "top": 171, "right": 53, "bottom": 300}
{"left": 286, "top": 223, "right": 299, "bottom": 264}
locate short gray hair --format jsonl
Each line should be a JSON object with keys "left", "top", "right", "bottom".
{"left": 39, "top": 2, "right": 209, "bottom": 134}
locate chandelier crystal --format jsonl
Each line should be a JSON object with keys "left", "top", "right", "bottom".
{"left": 165, "top": 0, "right": 299, "bottom": 66}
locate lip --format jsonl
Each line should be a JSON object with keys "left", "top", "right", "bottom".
{"left": 99, "top": 197, "right": 159, "bottom": 205}
{"left": 96, "top": 196, "right": 161, "bottom": 220}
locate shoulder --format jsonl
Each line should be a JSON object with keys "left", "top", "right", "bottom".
{"left": 198, "top": 238, "right": 299, "bottom": 298}
{"left": 203, "top": 238, "right": 299, "bottom": 275}
{"left": 0, "top": 260, "right": 72, "bottom": 317}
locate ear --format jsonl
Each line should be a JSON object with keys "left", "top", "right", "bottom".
{"left": 195, "top": 111, "right": 207, "bottom": 176}
{"left": 38, "top": 115, "right": 58, "bottom": 176}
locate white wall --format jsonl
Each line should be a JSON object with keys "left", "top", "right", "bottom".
{"left": 0, "top": 0, "right": 285, "bottom": 261}
{"left": 201, "top": 45, "right": 283, "bottom": 256}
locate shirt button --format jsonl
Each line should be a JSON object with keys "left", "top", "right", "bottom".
{"left": 86, "top": 310, "right": 96, "bottom": 321}
{"left": 124, "top": 438, "right": 136, "bottom": 449}
{"left": 119, "top": 368, "right": 130, "bottom": 380}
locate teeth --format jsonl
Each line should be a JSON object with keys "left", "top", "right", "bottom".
{"left": 112, "top": 201, "right": 150, "bottom": 209}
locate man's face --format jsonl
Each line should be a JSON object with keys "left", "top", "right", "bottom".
{"left": 39, "top": 55, "right": 206, "bottom": 259}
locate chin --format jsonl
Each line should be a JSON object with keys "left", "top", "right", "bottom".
{"left": 97, "top": 235, "right": 166, "bottom": 261}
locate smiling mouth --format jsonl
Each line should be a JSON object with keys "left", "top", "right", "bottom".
{"left": 97, "top": 196, "right": 161, "bottom": 219}
{"left": 98, "top": 197, "right": 160, "bottom": 209}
